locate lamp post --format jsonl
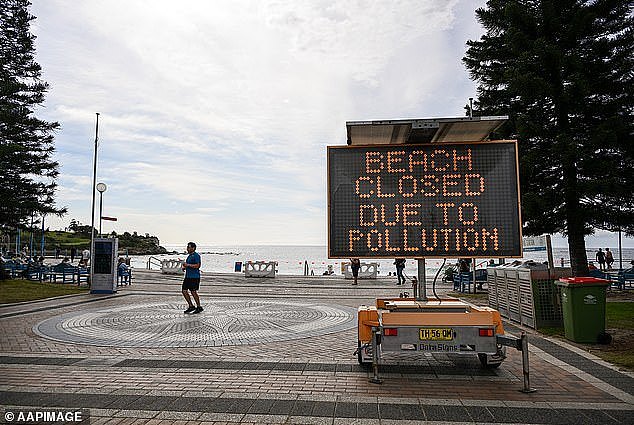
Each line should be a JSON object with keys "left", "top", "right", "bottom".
{"left": 90, "top": 113, "right": 100, "bottom": 285}
{"left": 618, "top": 228, "right": 623, "bottom": 270}
{"left": 15, "top": 227, "right": 20, "bottom": 255}
{"left": 96, "top": 183, "right": 107, "bottom": 237}
{"left": 29, "top": 213, "right": 34, "bottom": 259}
{"left": 40, "top": 215, "right": 45, "bottom": 258}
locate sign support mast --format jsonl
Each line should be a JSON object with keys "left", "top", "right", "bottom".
{"left": 417, "top": 259, "right": 426, "bottom": 302}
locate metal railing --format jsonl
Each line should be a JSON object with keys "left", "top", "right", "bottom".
{"left": 147, "top": 256, "right": 162, "bottom": 270}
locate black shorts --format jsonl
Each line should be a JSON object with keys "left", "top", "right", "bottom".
{"left": 351, "top": 267, "right": 360, "bottom": 277}
{"left": 182, "top": 277, "right": 200, "bottom": 291}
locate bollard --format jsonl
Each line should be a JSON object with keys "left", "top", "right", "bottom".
{"left": 497, "top": 333, "right": 537, "bottom": 393}
{"left": 520, "top": 332, "right": 536, "bottom": 393}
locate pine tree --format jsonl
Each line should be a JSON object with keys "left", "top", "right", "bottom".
{"left": 0, "top": 0, "right": 65, "bottom": 231}
{"left": 463, "top": 0, "right": 634, "bottom": 276}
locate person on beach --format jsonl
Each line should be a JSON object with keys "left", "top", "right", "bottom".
{"left": 595, "top": 248, "right": 606, "bottom": 271}
{"left": 605, "top": 248, "right": 614, "bottom": 270}
{"left": 394, "top": 258, "right": 406, "bottom": 285}
{"left": 182, "top": 242, "right": 203, "bottom": 314}
{"left": 350, "top": 258, "right": 360, "bottom": 285}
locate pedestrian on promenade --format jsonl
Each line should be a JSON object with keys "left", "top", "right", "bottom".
{"left": 70, "top": 247, "right": 76, "bottom": 263}
{"left": 117, "top": 258, "right": 131, "bottom": 285}
{"left": 596, "top": 248, "right": 606, "bottom": 271}
{"left": 394, "top": 258, "right": 406, "bottom": 285}
{"left": 182, "top": 242, "right": 203, "bottom": 314}
{"left": 81, "top": 248, "right": 90, "bottom": 265}
{"left": 605, "top": 248, "right": 614, "bottom": 270}
{"left": 350, "top": 258, "right": 360, "bottom": 285}
{"left": 459, "top": 258, "right": 471, "bottom": 273}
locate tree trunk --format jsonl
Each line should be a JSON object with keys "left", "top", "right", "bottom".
{"left": 567, "top": 224, "right": 588, "bottom": 276}
{"left": 554, "top": 76, "right": 589, "bottom": 276}
{"left": 563, "top": 163, "right": 588, "bottom": 276}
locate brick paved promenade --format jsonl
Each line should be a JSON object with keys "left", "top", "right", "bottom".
{"left": 1, "top": 270, "right": 633, "bottom": 424}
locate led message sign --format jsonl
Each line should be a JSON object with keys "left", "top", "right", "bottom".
{"left": 328, "top": 141, "right": 521, "bottom": 258}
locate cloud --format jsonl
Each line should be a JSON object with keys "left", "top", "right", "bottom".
{"left": 32, "top": 0, "right": 493, "bottom": 245}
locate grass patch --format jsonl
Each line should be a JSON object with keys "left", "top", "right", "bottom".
{"left": 606, "top": 302, "right": 634, "bottom": 329}
{"left": 451, "top": 292, "right": 488, "bottom": 300}
{"left": 46, "top": 231, "right": 90, "bottom": 248}
{"left": 451, "top": 291, "right": 489, "bottom": 306}
{"left": 598, "top": 302, "right": 634, "bottom": 370}
{"left": 596, "top": 351, "right": 634, "bottom": 370}
{"left": 0, "top": 279, "right": 88, "bottom": 304}
{"left": 536, "top": 327, "right": 565, "bottom": 338}
{"left": 536, "top": 302, "right": 634, "bottom": 371}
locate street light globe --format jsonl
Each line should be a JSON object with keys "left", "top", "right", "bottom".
{"left": 96, "top": 182, "right": 107, "bottom": 193}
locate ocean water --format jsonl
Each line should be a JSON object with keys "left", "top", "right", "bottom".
{"left": 129, "top": 244, "right": 634, "bottom": 276}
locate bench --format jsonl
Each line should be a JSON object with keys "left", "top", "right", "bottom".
{"left": 616, "top": 270, "right": 634, "bottom": 290}
{"left": 3, "top": 262, "right": 28, "bottom": 279}
{"left": 244, "top": 261, "right": 277, "bottom": 278}
{"left": 453, "top": 272, "right": 472, "bottom": 292}
{"left": 161, "top": 259, "right": 183, "bottom": 275}
{"left": 453, "top": 269, "right": 487, "bottom": 292}
{"left": 77, "top": 267, "right": 89, "bottom": 285}
{"left": 23, "top": 265, "right": 50, "bottom": 282}
{"left": 343, "top": 262, "right": 378, "bottom": 280}
{"left": 589, "top": 269, "right": 633, "bottom": 290}
{"left": 49, "top": 264, "right": 79, "bottom": 284}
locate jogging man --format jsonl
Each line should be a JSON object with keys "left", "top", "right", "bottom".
{"left": 182, "top": 242, "right": 203, "bottom": 314}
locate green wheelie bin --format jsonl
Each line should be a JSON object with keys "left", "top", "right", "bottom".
{"left": 556, "top": 277, "right": 611, "bottom": 343}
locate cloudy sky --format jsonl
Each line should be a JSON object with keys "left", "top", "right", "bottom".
{"left": 30, "top": 0, "right": 630, "bottom": 248}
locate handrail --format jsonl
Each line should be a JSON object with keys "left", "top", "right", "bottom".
{"left": 147, "top": 256, "right": 162, "bottom": 270}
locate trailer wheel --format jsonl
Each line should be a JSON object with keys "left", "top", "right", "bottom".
{"left": 478, "top": 353, "right": 501, "bottom": 368}
{"left": 357, "top": 340, "right": 371, "bottom": 368}
{"left": 478, "top": 346, "right": 506, "bottom": 369}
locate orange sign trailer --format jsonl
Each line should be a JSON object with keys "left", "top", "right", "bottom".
{"left": 357, "top": 297, "right": 506, "bottom": 369}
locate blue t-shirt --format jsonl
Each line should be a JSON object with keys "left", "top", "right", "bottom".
{"left": 185, "top": 252, "right": 201, "bottom": 278}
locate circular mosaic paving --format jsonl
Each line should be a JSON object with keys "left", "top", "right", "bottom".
{"left": 34, "top": 299, "right": 356, "bottom": 348}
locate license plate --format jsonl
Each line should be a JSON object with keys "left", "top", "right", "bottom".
{"left": 419, "top": 328, "right": 453, "bottom": 341}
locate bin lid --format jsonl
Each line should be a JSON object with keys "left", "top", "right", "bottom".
{"left": 557, "top": 277, "right": 610, "bottom": 286}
